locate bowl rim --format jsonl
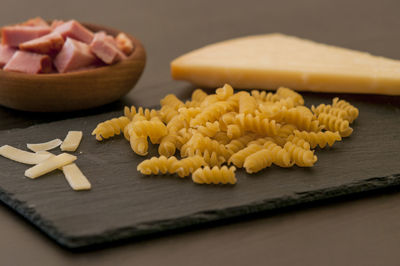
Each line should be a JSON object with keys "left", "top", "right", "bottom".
{"left": 0, "top": 20, "right": 143, "bottom": 78}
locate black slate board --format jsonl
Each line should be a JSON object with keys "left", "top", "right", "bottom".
{"left": 0, "top": 93, "right": 399, "bottom": 249}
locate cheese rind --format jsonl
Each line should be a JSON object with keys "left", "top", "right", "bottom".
{"left": 25, "top": 153, "right": 77, "bottom": 179}
{"left": 171, "top": 33, "right": 400, "bottom": 95}
{"left": 27, "top": 139, "right": 62, "bottom": 152}
{"left": 0, "top": 145, "right": 51, "bottom": 164}
{"left": 60, "top": 131, "right": 83, "bottom": 152}
{"left": 62, "top": 163, "right": 91, "bottom": 191}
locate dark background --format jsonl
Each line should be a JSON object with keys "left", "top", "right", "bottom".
{"left": 1, "top": 0, "right": 400, "bottom": 265}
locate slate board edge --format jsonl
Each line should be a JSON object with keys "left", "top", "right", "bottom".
{"left": 1, "top": 173, "right": 399, "bottom": 249}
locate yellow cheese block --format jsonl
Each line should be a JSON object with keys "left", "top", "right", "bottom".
{"left": 171, "top": 33, "right": 400, "bottom": 95}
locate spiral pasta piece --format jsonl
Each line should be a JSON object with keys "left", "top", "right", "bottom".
{"left": 192, "top": 166, "right": 237, "bottom": 185}
{"left": 160, "top": 94, "right": 185, "bottom": 110}
{"left": 178, "top": 107, "right": 202, "bottom": 124}
{"left": 216, "top": 84, "right": 234, "bottom": 100}
{"left": 137, "top": 156, "right": 179, "bottom": 175}
{"left": 274, "top": 107, "right": 322, "bottom": 132}
{"left": 196, "top": 121, "right": 220, "bottom": 137}
{"left": 286, "top": 135, "right": 311, "bottom": 150}
{"left": 284, "top": 141, "right": 317, "bottom": 167}
{"left": 332, "top": 97, "right": 359, "bottom": 122}
{"left": 225, "top": 134, "right": 257, "bottom": 153}
{"left": 191, "top": 101, "right": 234, "bottom": 127}
{"left": 159, "top": 105, "right": 179, "bottom": 124}
{"left": 263, "top": 141, "right": 292, "bottom": 167}
{"left": 130, "top": 132, "right": 148, "bottom": 156}
{"left": 92, "top": 116, "right": 130, "bottom": 141}
{"left": 227, "top": 124, "right": 244, "bottom": 139}
{"left": 293, "top": 130, "right": 342, "bottom": 148}
{"left": 239, "top": 92, "right": 257, "bottom": 114}
{"left": 191, "top": 89, "right": 208, "bottom": 103}
{"left": 124, "top": 106, "right": 159, "bottom": 120}
{"left": 158, "top": 134, "right": 180, "bottom": 157}
{"left": 234, "top": 113, "right": 280, "bottom": 136}
{"left": 276, "top": 87, "right": 304, "bottom": 106}
{"left": 133, "top": 118, "right": 168, "bottom": 144}
{"left": 174, "top": 155, "right": 207, "bottom": 178}
{"left": 186, "top": 149, "right": 226, "bottom": 167}
{"left": 243, "top": 149, "right": 274, "bottom": 173}
{"left": 228, "top": 144, "right": 264, "bottom": 168}
{"left": 317, "top": 113, "right": 353, "bottom": 137}
{"left": 212, "top": 132, "right": 231, "bottom": 145}
{"left": 311, "top": 104, "right": 350, "bottom": 122}
{"left": 251, "top": 90, "right": 278, "bottom": 103}
{"left": 167, "top": 116, "right": 187, "bottom": 133}
{"left": 182, "top": 133, "right": 232, "bottom": 159}
{"left": 277, "top": 124, "right": 297, "bottom": 138}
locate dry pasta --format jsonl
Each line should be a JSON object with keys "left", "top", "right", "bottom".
{"left": 192, "top": 166, "right": 237, "bottom": 185}
{"left": 93, "top": 84, "right": 359, "bottom": 185}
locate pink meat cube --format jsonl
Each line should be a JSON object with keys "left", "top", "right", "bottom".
{"left": 3, "top": 51, "right": 52, "bottom": 74}
{"left": 20, "top": 17, "right": 49, "bottom": 27}
{"left": 19, "top": 32, "right": 64, "bottom": 56}
{"left": 90, "top": 32, "right": 126, "bottom": 64}
{"left": 1, "top": 26, "right": 51, "bottom": 47}
{"left": 0, "top": 45, "right": 17, "bottom": 68}
{"left": 53, "top": 20, "right": 94, "bottom": 44}
{"left": 50, "top": 20, "right": 64, "bottom": 30}
{"left": 54, "top": 37, "right": 97, "bottom": 73}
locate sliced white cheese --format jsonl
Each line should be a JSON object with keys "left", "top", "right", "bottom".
{"left": 60, "top": 131, "right": 83, "bottom": 152}
{"left": 62, "top": 163, "right": 91, "bottom": 191}
{"left": 25, "top": 153, "right": 77, "bottom": 179}
{"left": 0, "top": 145, "right": 51, "bottom": 165}
{"left": 27, "top": 139, "right": 62, "bottom": 152}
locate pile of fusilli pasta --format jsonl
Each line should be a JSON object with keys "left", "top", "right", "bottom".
{"left": 92, "top": 84, "right": 359, "bottom": 185}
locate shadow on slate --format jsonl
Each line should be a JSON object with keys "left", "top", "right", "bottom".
{"left": 0, "top": 92, "right": 399, "bottom": 249}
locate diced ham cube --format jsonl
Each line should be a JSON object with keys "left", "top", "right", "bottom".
{"left": 1, "top": 26, "right": 51, "bottom": 47}
{"left": 3, "top": 51, "right": 52, "bottom": 74}
{"left": 50, "top": 20, "right": 64, "bottom": 30}
{"left": 20, "top": 17, "right": 49, "bottom": 27}
{"left": 54, "top": 37, "right": 97, "bottom": 73}
{"left": 90, "top": 32, "right": 126, "bottom": 64}
{"left": 115, "top": 33, "right": 134, "bottom": 55}
{"left": 19, "top": 32, "right": 64, "bottom": 56}
{"left": 0, "top": 45, "right": 17, "bottom": 68}
{"left": 53, "top": 20, "right": 94, "bottom": 44}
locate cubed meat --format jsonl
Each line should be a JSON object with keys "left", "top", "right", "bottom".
{"left": 115, "top": 33, "right": 134, "bottom": 55}
{"left": 3, "top": 51, "right": 52, "bottom": 74}
{"left": 1, "top": 26, "right": 51, "bottom": 47}
{"left": 54, "top": 37, "right": 97, "bottom": 73}
{"left": 90, "top": 32, "right": 126, "bottom": 64}
{"left": 20, "top": 17, "right": 49, "bottom": 27}
{"left": 53, "top": 20, "right": 94, "bottom": 44}
{"left": 19, "top": 32, "right": 64, "bottom": 56}
{"left": 50, "top": 20, "right": 64, "bottom": 30}
{"left": 0, "top": 45, "right": 17, "bottom": 68}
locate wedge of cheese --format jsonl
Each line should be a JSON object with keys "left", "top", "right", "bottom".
{"left": 171, "top": 33, "right": 400, "bottom": 95}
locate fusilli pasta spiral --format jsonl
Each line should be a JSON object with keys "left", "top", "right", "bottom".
{"left": 92, "top": 116, "right": 130, "bottom": 141}
{"left": 137, "top": 156, "right": 179, "bottom": 175}
{"left": 192, "top": 166, "right": 237, "bottom": 185}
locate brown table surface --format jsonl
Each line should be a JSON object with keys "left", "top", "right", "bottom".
{"left": 1, "top": 0, "right": 400, "bottom": 265}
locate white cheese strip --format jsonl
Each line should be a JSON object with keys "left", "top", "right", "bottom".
{"left": 62, "top": 163, "right": 91, "bottom": 191}
{"left": 37, "top": 152, "right": 91, "bottom": 191}
{"left": 60, "top": 131, "right": 83, "bottom": 152}
{"left": 27, "top": 139, "right": 63, "bottom": 152}
{"left": 25, "top": 153, "right": 77, "bottom": 179}
{"left": 0, "top": 145, "right": 51, "bottom": 165}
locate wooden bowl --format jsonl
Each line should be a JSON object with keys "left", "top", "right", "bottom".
{"left": 0, "top": 22, "right": 146, "bottom": 112}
